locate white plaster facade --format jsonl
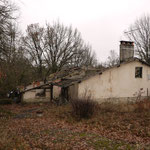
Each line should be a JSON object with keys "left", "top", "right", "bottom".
{"left": 78, "top": 60, "right": 150, "bottom": 103}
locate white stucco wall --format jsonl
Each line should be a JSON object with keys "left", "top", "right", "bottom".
{"left": 78, "top": 61, "right": 150, "bottom": 103}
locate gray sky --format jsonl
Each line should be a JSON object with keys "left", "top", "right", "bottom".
{"left": 14, "top": 0, "right": 150, "bottom": 62}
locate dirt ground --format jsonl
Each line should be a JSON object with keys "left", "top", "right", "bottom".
{"left": 0, "top": 103, "right": 150, "bottom": 150}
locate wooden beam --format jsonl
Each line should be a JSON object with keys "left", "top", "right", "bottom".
{"left": 21, "top": 83, "right": 51, "bottom": 93}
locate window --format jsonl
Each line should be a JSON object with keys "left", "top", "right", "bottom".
{"left": 135, "top": 67, "right": 142, "bottom": 78}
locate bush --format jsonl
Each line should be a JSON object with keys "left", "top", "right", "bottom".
{"left": 71, "top": 98, "right": 98, "bottom": 119}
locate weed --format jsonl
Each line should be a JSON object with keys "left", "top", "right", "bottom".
{"left": 71, "top": 98, "right": 98, "bottom": 119}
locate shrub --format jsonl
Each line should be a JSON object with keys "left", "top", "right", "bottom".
{"left": 71, "top": 98, "right": 98, "bottom": 119}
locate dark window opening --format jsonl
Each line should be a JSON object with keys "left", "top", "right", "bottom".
{"left": 135, "top": 67, "right": 142, "bottom": 78}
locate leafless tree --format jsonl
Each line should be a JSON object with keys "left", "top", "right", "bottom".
{"left": 2, "top": 23, "right": 20, "bottom": 61}
{"left": 125, "top": 14, "right": 150, "bottom": 63}
{"left": 0, "top": 1, "right": 31, "bottom": 97}
{"left": 71, "top": 44, "right": 97, "bottom": 67}
{"left": 22, "top": 23, "right": 45, "bottom": 79}
{"left": 104, "top": 50, "right": 119, "bottom": 67}
{"left": 22, "top": 22, "right": 97, "bottom": 80}
{"left": 0, "top": 0, "right": 18, "bottom": 61}
{"left": 0, "top": 23, "right": 34, "bottom": 97}
{"left": 44, "top": 22, "right": 97, "bottom": 72}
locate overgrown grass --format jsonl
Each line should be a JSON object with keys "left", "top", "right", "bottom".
{"left": 0, "top": 103, "right": 150, "bottom": 149}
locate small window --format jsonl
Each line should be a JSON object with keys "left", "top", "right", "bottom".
{"left": 135, "top": 67, "right": 142, "bottom": 78}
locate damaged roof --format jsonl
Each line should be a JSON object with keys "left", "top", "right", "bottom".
{"left": 48, "top": 66, "right": 102, "bottom": 87}
{"left": 22, "top": 66, "right": 103, "bottom": 92}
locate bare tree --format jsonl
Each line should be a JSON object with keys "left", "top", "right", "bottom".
{"left": 44, "top": 22, "right": 97, "bottom": 72}
{"left": 22, "top": 23, "right": 45, "bottom": 79}
{"left": 22, "top": 22, "right": 97, "bottom": 80}
{"left": 0, "top": 23, "right": 34, "bottom": 97}
{"left": 0, "top": 0, "right": 17, "bottom": 61}
{"left": 125, "top": 14, "right": 150, "bottom": 63}
{"left": 72, "top": 44, "right": 97, "bottom": 67}
{"left": 0, "top": 1, "right": 40, "bottom": 97}
{"left": 104, "top": 50, "right": 119, "bottom": 67}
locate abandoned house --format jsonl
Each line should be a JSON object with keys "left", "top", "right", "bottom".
{"left": 22, "top": 41, "right": 150, "bottom": 103}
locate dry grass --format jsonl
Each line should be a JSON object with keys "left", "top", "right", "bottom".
{"left": 0, "top": 102, "right": 150, "bottom": 149}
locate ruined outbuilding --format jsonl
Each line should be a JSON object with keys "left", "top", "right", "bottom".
{"left": 22, "top": 67, "right": 101, "bottom": 103}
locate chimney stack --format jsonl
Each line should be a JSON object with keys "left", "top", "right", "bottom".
{"left": 120, "top": 41, "right": 134, "bottom": 63}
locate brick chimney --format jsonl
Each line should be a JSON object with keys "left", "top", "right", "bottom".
{"left": 120, "top": 41, "right": 134, "bottom": 63}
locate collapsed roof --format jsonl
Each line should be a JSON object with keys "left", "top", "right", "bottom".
{"left": 48, "top": 66, "right": 102, "bottom": 87}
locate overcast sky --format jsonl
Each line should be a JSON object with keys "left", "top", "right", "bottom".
{"left": 14, "top": 0, "right": 150, "bottom": 62}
